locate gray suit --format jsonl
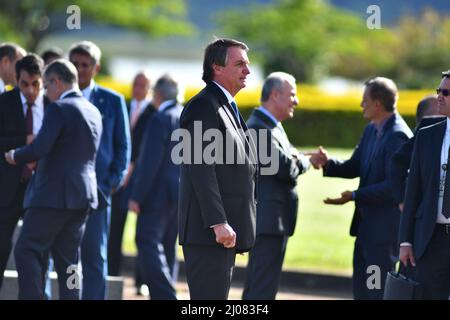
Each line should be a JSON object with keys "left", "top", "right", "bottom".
{"left": 243, "top": 108, "right": 309, "bottom": 299}
{"left": 13, "top": 91, "right": 103, "bottom": 299}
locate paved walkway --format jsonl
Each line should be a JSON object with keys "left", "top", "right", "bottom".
{"left": 122, "top": 277, "right": 352, "bottom": 300}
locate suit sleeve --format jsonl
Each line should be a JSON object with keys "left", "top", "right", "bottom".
{"left": 13, "top": 104, "right": 63, "bottom": 164}
{"left": 399, "top": 132, "right": 422, "bottom": 244}
{"left": 185, "top": 99, "right": 228, "bottom": 228}
{"left": 130, "top": 114, "right": 167, "bottom": 204}
{"left": 253, "top": 124, "right": 300, "bottom": 183}
{"left": 354, "top": 131, "right": 409, "bottom": 206}
{"left": 107, "top": 95, "right": 131, "bottom": 191}
{"left": 0, "top": 97, "right": 27, "bottom": 152}
{"left": 323, "top": 141, "right": 363, "bottom": 179}
{"left": 389, "top": 137, "right": 414, "bottom": 204}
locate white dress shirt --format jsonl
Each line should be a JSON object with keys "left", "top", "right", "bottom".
{"left": 81, "top": 80, "right": 96, "bottom": 101}
{"left": 437, "top": 117, "right": 450, "bottom": 224}
{"left": 0, "top": 78, "right": 5, "bottom": 94}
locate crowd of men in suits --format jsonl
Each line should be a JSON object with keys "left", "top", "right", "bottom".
{"left": 0, "top": 37, "right": 449, "bottom": 300}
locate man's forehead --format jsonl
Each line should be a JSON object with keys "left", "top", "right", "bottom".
{"left": 19, "top": 71, "right": 42, "bottom": 81}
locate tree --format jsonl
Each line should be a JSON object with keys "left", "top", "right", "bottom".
{"left": 0, "top": 0, "right": 194, "bottom": 51}
{"left": 218, "top": 0, "right": 398, "bottom": 83}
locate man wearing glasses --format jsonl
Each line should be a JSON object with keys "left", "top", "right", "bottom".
{"left": 399, "top": 71, "right": 450, "bottom": 300}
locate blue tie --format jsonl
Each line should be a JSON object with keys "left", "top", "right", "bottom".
{"left": 230, "top": 101, "right": 240, "bottom": 126}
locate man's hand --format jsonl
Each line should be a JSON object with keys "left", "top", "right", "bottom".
{"left": 27, "top": 161, "right": 37, "bottom": 171}
{"left": 399, "top": 246, "right": 416, "bottom": 267}
{"left": 307, "top": 146, "right": 329, "bottom": 169}
{"left": 399, "top": 203, "right": 404, "bottom": 212}
{"left": 324, "top": 190, "right": 353, "bottom": 205}
{"left": 26, "top": 134, "right": 35, "bottom": 145}
{"left": 128, "top": 200, "right": 141, "bottom": 214}
{"left": 213, "top": 223, "right": 236, "bottom": 248}
{"left": 4, "top": 150, "right": 16, "bottom": 165}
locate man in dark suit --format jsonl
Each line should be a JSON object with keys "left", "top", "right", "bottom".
{"left": 0, "top": 43, "right": 26, "bottom": 94}
{"left": 108, "top": 71, "right": 154, "bottom": 295}
{"left": 69, "top": 41, "right": 131, "bottom": 300}
{"left": 178, "top": 38, "right": 257, "bottom": 300}
{"left": 4, "top": 59, "right": 103, "bottom": 299}
{"left": 0, "top": 53, "right": 47, "bottom": 290}
{"left": 128, "top": 74, "right": 182, "bottom": 300}
{"left": 312, "top": 77, "right": 413, "bottom": 299}
{"left": 243, "top": 72, "right": 321, "bottom": 299}
{"left": 399, "top": 71, "right": 450, "bottom": 299}
{"left": 390, "top": 95, "right": 445, "bottom": 211}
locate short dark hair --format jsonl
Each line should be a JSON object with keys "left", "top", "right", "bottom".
{"left": 44, "top": 59, "right": 78, "bottom": 85}
{"left": 41, "top": 47, "right": 64, "bottom": 65}
{"left": 415, "top": 95, "right": 438, "bottom": 124}
{"left": 364, "top": 77, "right": 398, "bottom": 112}
{"left": 0, "top": 42, "right": 24, "bottom": 61}
{"left": 15, "top": 54, "right": 44, "bottom": 81}
{"left": 202, "top": 38, "right": 248, "bottom": 83}
{"left": 68, "top": 41, "right": 101, "bottom": 66}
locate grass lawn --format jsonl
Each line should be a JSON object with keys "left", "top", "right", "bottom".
{"left": 122, "top": 147, "right": 357, "bottom": 275}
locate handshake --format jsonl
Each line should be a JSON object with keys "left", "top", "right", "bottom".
{"left": 303, "top": 146, "right": 329, "bottom": 169}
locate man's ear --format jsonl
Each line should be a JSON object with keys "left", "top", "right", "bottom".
{"left": 212, "top": 63, "right": 222, "bottom": 76}
{"left": 93, "top": 63, "right": 101, "bottom": 76}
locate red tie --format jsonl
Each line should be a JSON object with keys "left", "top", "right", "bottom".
{"left": 25, "top": 101, "right": 34, "bottom": 134}
{"left": 21, "top": 102, "right": 34, "bottom": 181}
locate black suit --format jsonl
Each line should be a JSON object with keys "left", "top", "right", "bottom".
{"left": 178, "top": 82, "right": 257, "bottom": 299}
{"left": 390, "top": 116, "right": 446, "bottom": 205}
{"left": 400, "top": 120, "right": 450, "bottom": 299}
{"left": 243, "top": 108, "right": 309, "bottom": 300}
{"left": 0, "top": 88, "right": 49, "bottom": 289}
{"left": 13, "top": 91, "right": 103, "bottom": 299}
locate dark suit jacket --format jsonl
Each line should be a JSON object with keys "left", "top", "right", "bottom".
{"left": 90, "top": 84, "right": 130, "bottom": 207}
{"left": 399, "top": 120, "right": 448, "bottom": 259}
{"left": 0, "top": 88, "right": 50, "bottom": 207}
{"left": 247, "top": 109, "right": 309, "bottom": 236}
{"left": 130, "top": 103, "right": 156, "bottom": 163}
{"left": 13, "top": 91, "right": 103, "bottom": 210}
{"left": 178, "top": 82, "right": 257, "bottom": 253}
{"left": 130, "top": 101, "right": 182, "bottom": 212}
{"left": 324, "top": 112, "right": 412, "bottom": 245}
{"left": 390, "top": 116, "right": 446, "bottom": 204}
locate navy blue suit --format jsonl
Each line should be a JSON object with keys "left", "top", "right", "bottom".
{"left": 243, "top": 109, "right": 309, "bottom": 300}
{"left": 400, "top": 120, "right": 450, "bottom": 299}
{"left": 324, "top": 112, "right": 412, "bottom": 299}
{"left": 12, "top": 91, "right": 102, "bottom": 299}
{"left": 390, "top": 116, "right": 446, "bottom": 205}
{"left": 0, "top": 88, "right": 49, "bottom": 290}
{"left": 80, "top": 83, "right": 131, "bottom": 300}
{"left": 130, "top": 101, "right": 182, "bottom": 300}
{"left": 108, "top": 102, "right": 155, "bottom": 277}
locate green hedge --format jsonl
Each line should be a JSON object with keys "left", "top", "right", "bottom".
{"left": 241, "top": 108, "right": 416, "bottom": 148}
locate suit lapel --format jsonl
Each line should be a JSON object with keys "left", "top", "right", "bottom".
{"left": 431, "top": 121, "right": 447, "bottom": 205}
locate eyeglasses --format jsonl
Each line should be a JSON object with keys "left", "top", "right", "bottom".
{"left": 436, "top": 88, "right": 450, "bottom": 97}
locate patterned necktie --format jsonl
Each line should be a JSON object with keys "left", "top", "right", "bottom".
{"left": 442, "top": 145, "right": 450, "bottom": 219}
{"left": 230, "top": 101, "right": 241, "bottom": 126}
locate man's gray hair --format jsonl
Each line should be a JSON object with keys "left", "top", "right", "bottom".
{"left": 154, "top": 74, "right": 179, "bottom": 101}
{"left": 44, "top": 59, "right": 79, "bottom": 85}
{"left": 261, "top": 72, "right": 296, "bottom": 102}
{"left": 68, "top": 41, "right": 102, "bottom": 66}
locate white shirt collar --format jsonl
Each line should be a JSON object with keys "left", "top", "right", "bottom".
{"left": 131, "top": 98, "right": 151, "bottom": 113}
{"left": 60, "top": 89, "right": 80, "bottom": 100}
{"left": 81, "top": 80, "right": 95, "bottom": 100}
{"left": 158, "top": 99, "right": 176, "bottom": 112}
{"left": 0, "top": 78, "right": 5, "bottom": 93}
{"left": 20, "top": 90, "right": 44, "bottom": 111}
{"left": 212, "top": 81, "right": 235, "bottom": 106}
